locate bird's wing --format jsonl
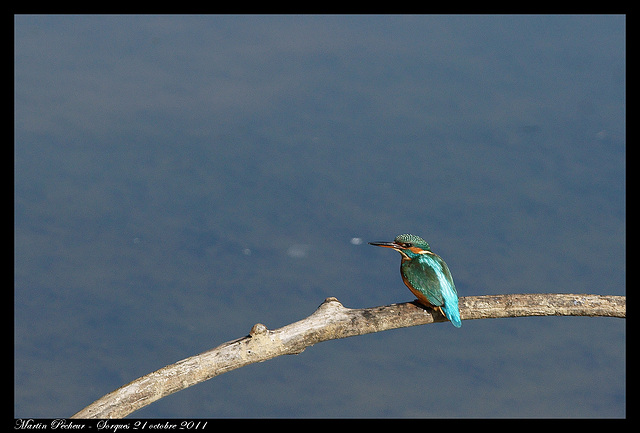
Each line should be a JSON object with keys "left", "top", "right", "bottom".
{"left": 402, "top": 254, "right": 457, "bottom": 307}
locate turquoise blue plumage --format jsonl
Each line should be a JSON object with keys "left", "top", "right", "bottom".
{"left": 370, "top": 234, "right": 462, "bottom": 328}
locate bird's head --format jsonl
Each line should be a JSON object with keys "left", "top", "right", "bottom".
{"left": 369, "top": 233, "right": 431, "bottom": 259}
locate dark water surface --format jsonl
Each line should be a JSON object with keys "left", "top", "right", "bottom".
{"left": 15, "top": 15, "right": 625, "bottom": 417}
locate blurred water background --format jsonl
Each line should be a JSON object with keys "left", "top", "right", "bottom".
{"left": 15, "top": 15, "right": 625, "bottom": 417}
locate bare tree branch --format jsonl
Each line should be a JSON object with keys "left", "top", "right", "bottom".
{"left": 71, "top": 293, "right": 625, "bottom": 419}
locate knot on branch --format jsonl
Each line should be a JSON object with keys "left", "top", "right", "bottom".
{"left": 249, "top": 323, "right": 268, "bottom": 336}
{"left": 318, "top": 297, "right": 344, "bottom": 310}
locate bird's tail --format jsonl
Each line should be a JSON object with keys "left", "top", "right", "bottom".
{"left": 441, "top": 301, "right": 462, "bottom": 328}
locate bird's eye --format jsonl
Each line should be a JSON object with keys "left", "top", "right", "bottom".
{"left": 404, "top": 243, "right": 413, "bottom": 248}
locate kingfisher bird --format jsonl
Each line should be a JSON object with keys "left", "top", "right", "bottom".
{"left": 369, "top": 234, "right": 462, "bottom": 328}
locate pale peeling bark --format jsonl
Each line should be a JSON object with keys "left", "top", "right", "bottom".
{"left": 71, "top": 293, "right": 625, "bottom": 419}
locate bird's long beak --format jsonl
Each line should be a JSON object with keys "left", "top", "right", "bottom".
{"left": 368, "top": 241, "right": 401, "bottom": 249}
